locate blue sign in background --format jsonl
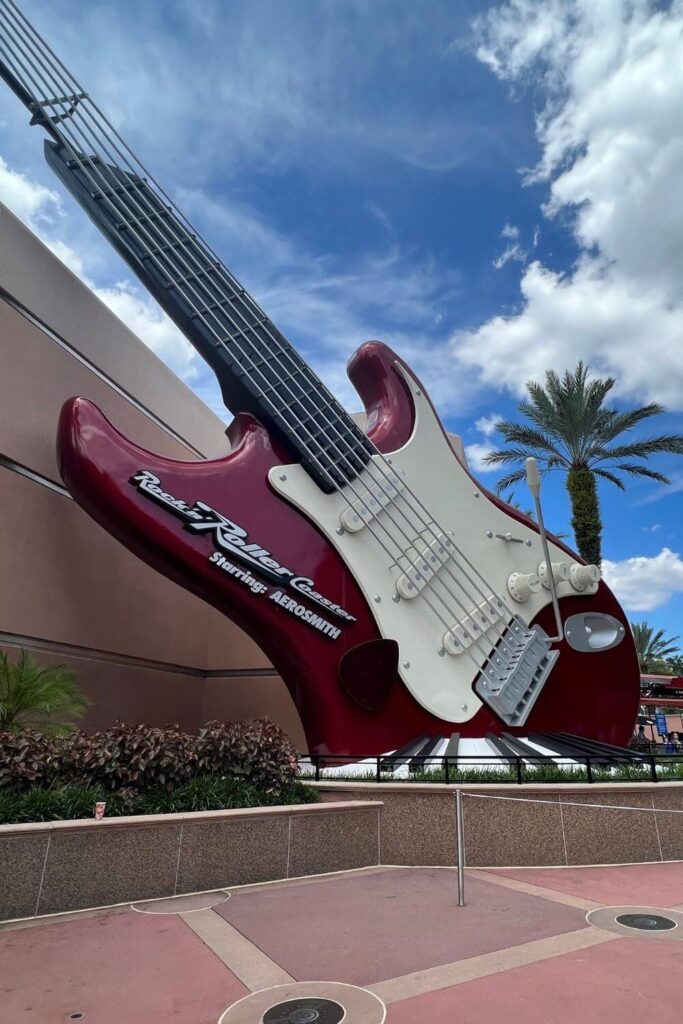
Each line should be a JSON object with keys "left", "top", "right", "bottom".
{"left": 655, "top": 712, "right": 668, "bottom": 737}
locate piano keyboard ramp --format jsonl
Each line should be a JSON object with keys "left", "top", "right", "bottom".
{"left": 298, "top": 732, "right": 645, "bottom": 781}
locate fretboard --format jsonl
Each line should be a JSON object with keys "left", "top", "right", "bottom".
{"left": 0, "top": 0, "right": 373, "bottom": 491}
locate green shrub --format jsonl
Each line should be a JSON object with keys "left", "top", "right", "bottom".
{"left": 195, "top": 719, "right": 298, "bottom": 793}
{"left": 0, "top": 718, "right": 299, "bottom": 799}
{"left": 0, "top": 730, "right": 58, "bottom": 792}
{"left": 0, "top": 777, "right": 318, "bottom": 824}
{"left": 64, "top": 723, "right": 199, "bottom": 793}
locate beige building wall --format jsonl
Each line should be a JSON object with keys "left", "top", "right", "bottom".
{"left": 0, "top": 203, "right": 306, "bottom": 747}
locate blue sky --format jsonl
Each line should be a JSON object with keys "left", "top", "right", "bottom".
{"left": 2, "top": 0, "right": 683, "bottom": 642}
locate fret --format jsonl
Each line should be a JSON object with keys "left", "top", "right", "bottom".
{"left": 116, "top": 208, "right": 171, "bottom": 232}
{"left": 218, "top": 316, "right": 276, "bottom": 349}
{"left": 189, "top": 292, "right": 246, "bottom": 319}
{"left": 34, "top": 91, "right": 87, "bottom": 108}
{"left": 165, "top": 263, "right": 220, "bottom": 290}
{"left": 91, "top": 178, "right": 147, "bottom": 202}
{"left": 140, "top": 237, "right": 195, "bottom": 261}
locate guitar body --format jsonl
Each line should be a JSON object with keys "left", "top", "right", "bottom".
{"left": 58, "top": 341, "right": 640, "bottom": 755}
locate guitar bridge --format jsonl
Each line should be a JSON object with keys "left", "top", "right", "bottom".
{"left": 474, "top": 618, "right": 558, "bottom": 727}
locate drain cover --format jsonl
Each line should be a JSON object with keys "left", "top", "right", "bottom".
{"left": 615, "top": 913, "right": 677, "bottom": 932}
{"left": 262, "top": 998, "right": 345, "bottom": 1024}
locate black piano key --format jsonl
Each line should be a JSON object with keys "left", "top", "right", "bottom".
{"left": 442, "top": 732, "right": 460, "bottom": 766}
{"left": 485, "top": 732, "right": 518, "bottom": 761}
{"left": 555, "top": 732, "right": 642, "bottom": 760}
{"left": 501, "top": 732, "right": 546, "bottom": 759}
{"left": 380, "top": 734, "right": 429, "bottom": 770}
{"left": 408, "top": 735, "right": 443, "bottom": 772}
{"left": 528, "top": 733, "right": 581, "bottom": 758}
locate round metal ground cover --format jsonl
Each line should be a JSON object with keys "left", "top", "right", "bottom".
{"left": 131, "top": 891, "right": 230, "bottom": 914}
{"left": 615, "top": 913, "right": 677, "bottom": 932}
{"left": 219, "top": 982, "right": 386, "bottom": 1024}
{"left": 263, "top": 997, "right": 344, "bottom": 1023}
{"left": 586, "top": 905, "right": 683, "bottom": 941}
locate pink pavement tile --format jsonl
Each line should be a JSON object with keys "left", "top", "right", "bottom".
{"left": 490, "top": 861, "right": 683, "bottom": 908}
{"left": 217, "top": 867, "right": 585, "bottom": 986}
{"left": 387, "top": 935, "right": 682, "bottom": 1024}
{"left": 0, "top": 909, "right": 247, "bottom": 1024}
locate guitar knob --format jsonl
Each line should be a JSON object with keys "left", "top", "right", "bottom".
{"left": 569, "top": 563, "right": 601, "bottom": 591}
{"left": 507, "top": 571, "right": 541, "bottom": 603}
{"left": 538, "top": 561, "right": 570, "bottom": 589}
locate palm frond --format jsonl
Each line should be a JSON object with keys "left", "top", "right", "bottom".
{"left": 593, "top": 469, "right": 625, "bottom": 490}
{"left": 610, "top": 464, "right": 670, "bottom": 483}
{"left": 0, "top": 649, "right": 89, "bottom": 736}
{"left": 494, "top": 469, "right": 528, "bottom": 494}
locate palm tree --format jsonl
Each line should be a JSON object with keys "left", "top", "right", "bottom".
{"left": 631, "top": 622, "right": 680, "bottom": 673}
{"left": 0, "top": 649, "right": 89, "bottom": 736}
{"left": 666, "top": 654, "right": 683, "bottom": 676}
{"left": 484, "top": 363, "right": 683, "bottom": 564}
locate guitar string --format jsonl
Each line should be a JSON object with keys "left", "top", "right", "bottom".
{"left": 1, "top": 5, "right": 527, "bottom": 671}
{"left": 0, "top": 6, "right": 523, "bottom": 675}
{"left": 0, "top": 6, "right": 521, "bottom": 674}
{"left": 1, "top": 0, "right": 523, "bottom": 662}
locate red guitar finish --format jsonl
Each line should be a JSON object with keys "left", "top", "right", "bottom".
{"left": 58, "top": 342, "right": 640, "bottom": 755}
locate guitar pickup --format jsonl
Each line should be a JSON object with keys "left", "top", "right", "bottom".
{"left": 442, "top": 595, "right": 507, "bottom": 653}
{"left": 395, "top": 531, "right": 453, "bottom": 599}
{"left": 340, "top": 471, "right": 404, "bottom": 532}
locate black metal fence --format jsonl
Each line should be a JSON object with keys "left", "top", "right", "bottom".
{"left": 297, "top": 753, "right": 683, "bottom": 785}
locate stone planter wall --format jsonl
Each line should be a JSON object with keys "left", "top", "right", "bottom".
{"left": 2, "top": 782, "right": 682, "bottom": 924}
{"left": 0, "top": 800, "right": 381, "bottom": 923}
{"left": 314, "top": 781, "right": 683, "bottom": 868}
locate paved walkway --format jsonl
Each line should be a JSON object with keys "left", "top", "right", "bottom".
{"left": 1, "top": 861, "right": 681, "bottom": 1023}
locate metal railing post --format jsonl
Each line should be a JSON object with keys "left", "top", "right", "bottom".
{"left": 516, "top": 756, "right": 523, "bottom": 784}
{"left": 314, "top": 755, "right": 320, "bottom": 782}
{"left": 456, "top": 789, "right": 465, "bottom": 906}
{"left": 586, "top": 757, "right": 593, "bottom": 783}
{"left": 444, "top": 756, "right": 450, "bottom": 785}
{"left": 376, "top": 756, "right": 381, "bottom": 783}
{"left": 650, "top": 755, "right": 658, "bottom": 782}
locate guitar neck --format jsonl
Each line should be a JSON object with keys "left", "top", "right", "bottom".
{"left": 0, "top": 0, "right": 372, "bottom": 491}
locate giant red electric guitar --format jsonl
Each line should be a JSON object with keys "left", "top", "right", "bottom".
{"left": 0, "top": 0, "right": 639, "bottom": 757}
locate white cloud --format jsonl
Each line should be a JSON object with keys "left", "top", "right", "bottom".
{"left": 0, "top": 156, "right": 61, "bottom": 226}
{"left": 641, "top": 523, "right": 661, "bottom": 533}
{"left": 492, "top": 243, "right": 526, "bottom": 270}
{"left": 474, "top": 412, "right": 502, "bottom": 436}
{"left": 93, "top": 281, "right": 198, "bottom": 381}
{"left": 494, "top": 222, "right": 526, "bottom": 269}
{"left": 501, "top": 222, "right": 520, "bottom": 239}
{"left": 0, "top": 156, "right": 201, "bottom": 387}
{"left": 464, "top": 441, "right": 497, "bottom": 473}
{"left": 602, "top": 547, "right": 683, "bottom": 612}
{"left": 461, "top": 0, "right": 683, "bottom": 408}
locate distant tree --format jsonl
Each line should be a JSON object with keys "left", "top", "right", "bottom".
{"left": 0, "top": 649, "right": 89, "bottom": 736}
{"left": 485, "top": 363, "right": 683, "bottom": 564}
{"left": 631, "top": 622, "right": 680, "bottom": 673}
{"left": 666, "top": 654, "right": 683, "bottom": 677}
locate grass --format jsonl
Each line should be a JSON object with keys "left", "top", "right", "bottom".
{"left": 0, "top": 776, "right": 318, "bottom": 824}
{"left": 299, "top": 758, "right": 683, "bottom": 785}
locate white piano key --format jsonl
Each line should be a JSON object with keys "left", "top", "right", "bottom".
{"left": 521, "top": 737, "right": 579, "bottom": 770}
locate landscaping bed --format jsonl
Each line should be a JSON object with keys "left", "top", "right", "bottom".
{"left": 0, "top": 718, "right": 317, "bottom": 824}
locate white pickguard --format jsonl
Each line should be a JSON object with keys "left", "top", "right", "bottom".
{"left": 269, "top": 363, "right": 597, "bottom": 723}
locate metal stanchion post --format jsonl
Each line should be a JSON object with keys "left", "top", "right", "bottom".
{"left": 456, "top": 789, "right": 465, "bottom": 906}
